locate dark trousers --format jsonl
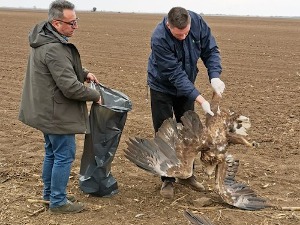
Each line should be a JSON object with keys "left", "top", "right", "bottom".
{"left": 150, "top": 89, "right": 194, "bottom": 182}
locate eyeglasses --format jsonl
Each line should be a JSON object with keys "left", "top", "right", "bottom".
{"left": 56, "top": 18, "right": 79, "bottom": 28}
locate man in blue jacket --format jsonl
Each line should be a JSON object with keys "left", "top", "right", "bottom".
{"left": 147, "top": 7, "right": 225, "bottom": 198}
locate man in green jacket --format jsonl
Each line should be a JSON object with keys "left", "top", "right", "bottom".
{"left": 19, "top": 0, "right": 101, "bottom": 214}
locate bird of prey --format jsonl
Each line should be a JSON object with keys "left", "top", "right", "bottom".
{"left": 125, "top": 92, "right": 267, "bottom": 210}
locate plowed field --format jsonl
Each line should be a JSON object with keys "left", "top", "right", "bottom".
{"left": 0, "top": 10, "right": 299, "bottom": 225}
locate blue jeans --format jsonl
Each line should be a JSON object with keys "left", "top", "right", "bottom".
{"left": 42, "top": 134, "right": 76, "bottom": 208}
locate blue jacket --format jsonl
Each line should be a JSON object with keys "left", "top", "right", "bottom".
{"left": 147, "top": 11, "right": 222, "bottom": 100}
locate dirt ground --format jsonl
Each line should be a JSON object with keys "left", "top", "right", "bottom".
{"left": 0, "top": 9, "right": 299, "bottom": 225}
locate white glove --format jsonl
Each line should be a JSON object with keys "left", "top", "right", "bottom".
{"left": 211, "top": 78, "right": 225, "bottom": 97}
{"left": 201, "top": 101, "right": 214, "bottom": 116}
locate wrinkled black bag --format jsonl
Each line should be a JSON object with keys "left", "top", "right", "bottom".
{"left": 79, "top": 83, "right": 132, "bottom": 197}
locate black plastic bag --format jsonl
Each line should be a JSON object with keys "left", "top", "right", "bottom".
{"left": 79, "top": 83, "right": 132, "bottom": 197}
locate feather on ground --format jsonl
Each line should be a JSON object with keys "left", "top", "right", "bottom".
{"left": 184, "top": 210, "right": 215, "bottom": 225}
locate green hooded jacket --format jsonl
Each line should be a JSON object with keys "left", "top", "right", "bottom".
{"left": 19, "top": 21, "right": 100, "bottom": 134}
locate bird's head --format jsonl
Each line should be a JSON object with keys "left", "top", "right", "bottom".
{"left": 227, "top": 110, "right": 251, "bottom": 136}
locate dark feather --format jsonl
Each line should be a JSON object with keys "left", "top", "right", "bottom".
{"left": 180, "top": 110, "right": 203, "bottom": 138}
{"left": 184, "top": 210, "right": 214, "bottom": 225}
{"left": 125, "top": 137, "right": 176, "bottom": 177}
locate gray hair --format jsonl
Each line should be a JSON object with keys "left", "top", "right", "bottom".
{"left": 167, "top": 7, "right": 191, "bottom": 29}
{"left": 48, "top": 0, "right": 75, "bottom": 22}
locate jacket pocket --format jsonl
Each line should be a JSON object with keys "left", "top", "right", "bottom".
{"left": 53, "top": 90, "right": 84, "bottom": 123}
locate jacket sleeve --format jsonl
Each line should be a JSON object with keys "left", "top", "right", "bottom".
{"left": 82, "top": 67, "right": 89, "bottom": 80}
{"left": 198, "top": 15, "right": 222, "bottom": 80}
{"left": 45, "top": 44, "right": 100, "bottom": 102}
{"left": 151, "top": 38, "right": 200, "bottom": 100}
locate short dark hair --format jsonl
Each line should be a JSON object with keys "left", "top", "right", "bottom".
{"left": 167, "top": 7, "right": 191, "bottom": 29}
{"left": 48, "top": 0, "right": 75, "bottom": 22}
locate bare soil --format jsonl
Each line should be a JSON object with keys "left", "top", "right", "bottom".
{"left": 0, "top": 10, "right": 299, "bottom": 225}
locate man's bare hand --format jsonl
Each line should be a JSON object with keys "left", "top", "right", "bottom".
{"left": 95, "top": 96, "right": 102, "bottom": 105}
{"left": 86, "top": 73, "right": 99, "bottom": 84}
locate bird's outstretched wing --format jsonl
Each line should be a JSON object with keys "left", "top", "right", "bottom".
{"left": 184, "top": 210, "right": 214, "bottom": 225}
{"left": 124, "top": 111, "right": 205, "bottom": 179}
{"left": 215, "top": 154, "right": 268, "bottom": 210}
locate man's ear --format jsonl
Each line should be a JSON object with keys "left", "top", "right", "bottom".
{"left": 166, "top": 21, "right": 170, "bottom": 29}
{"left": 51, "top": 20, "right": 60, "bottom": 30}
